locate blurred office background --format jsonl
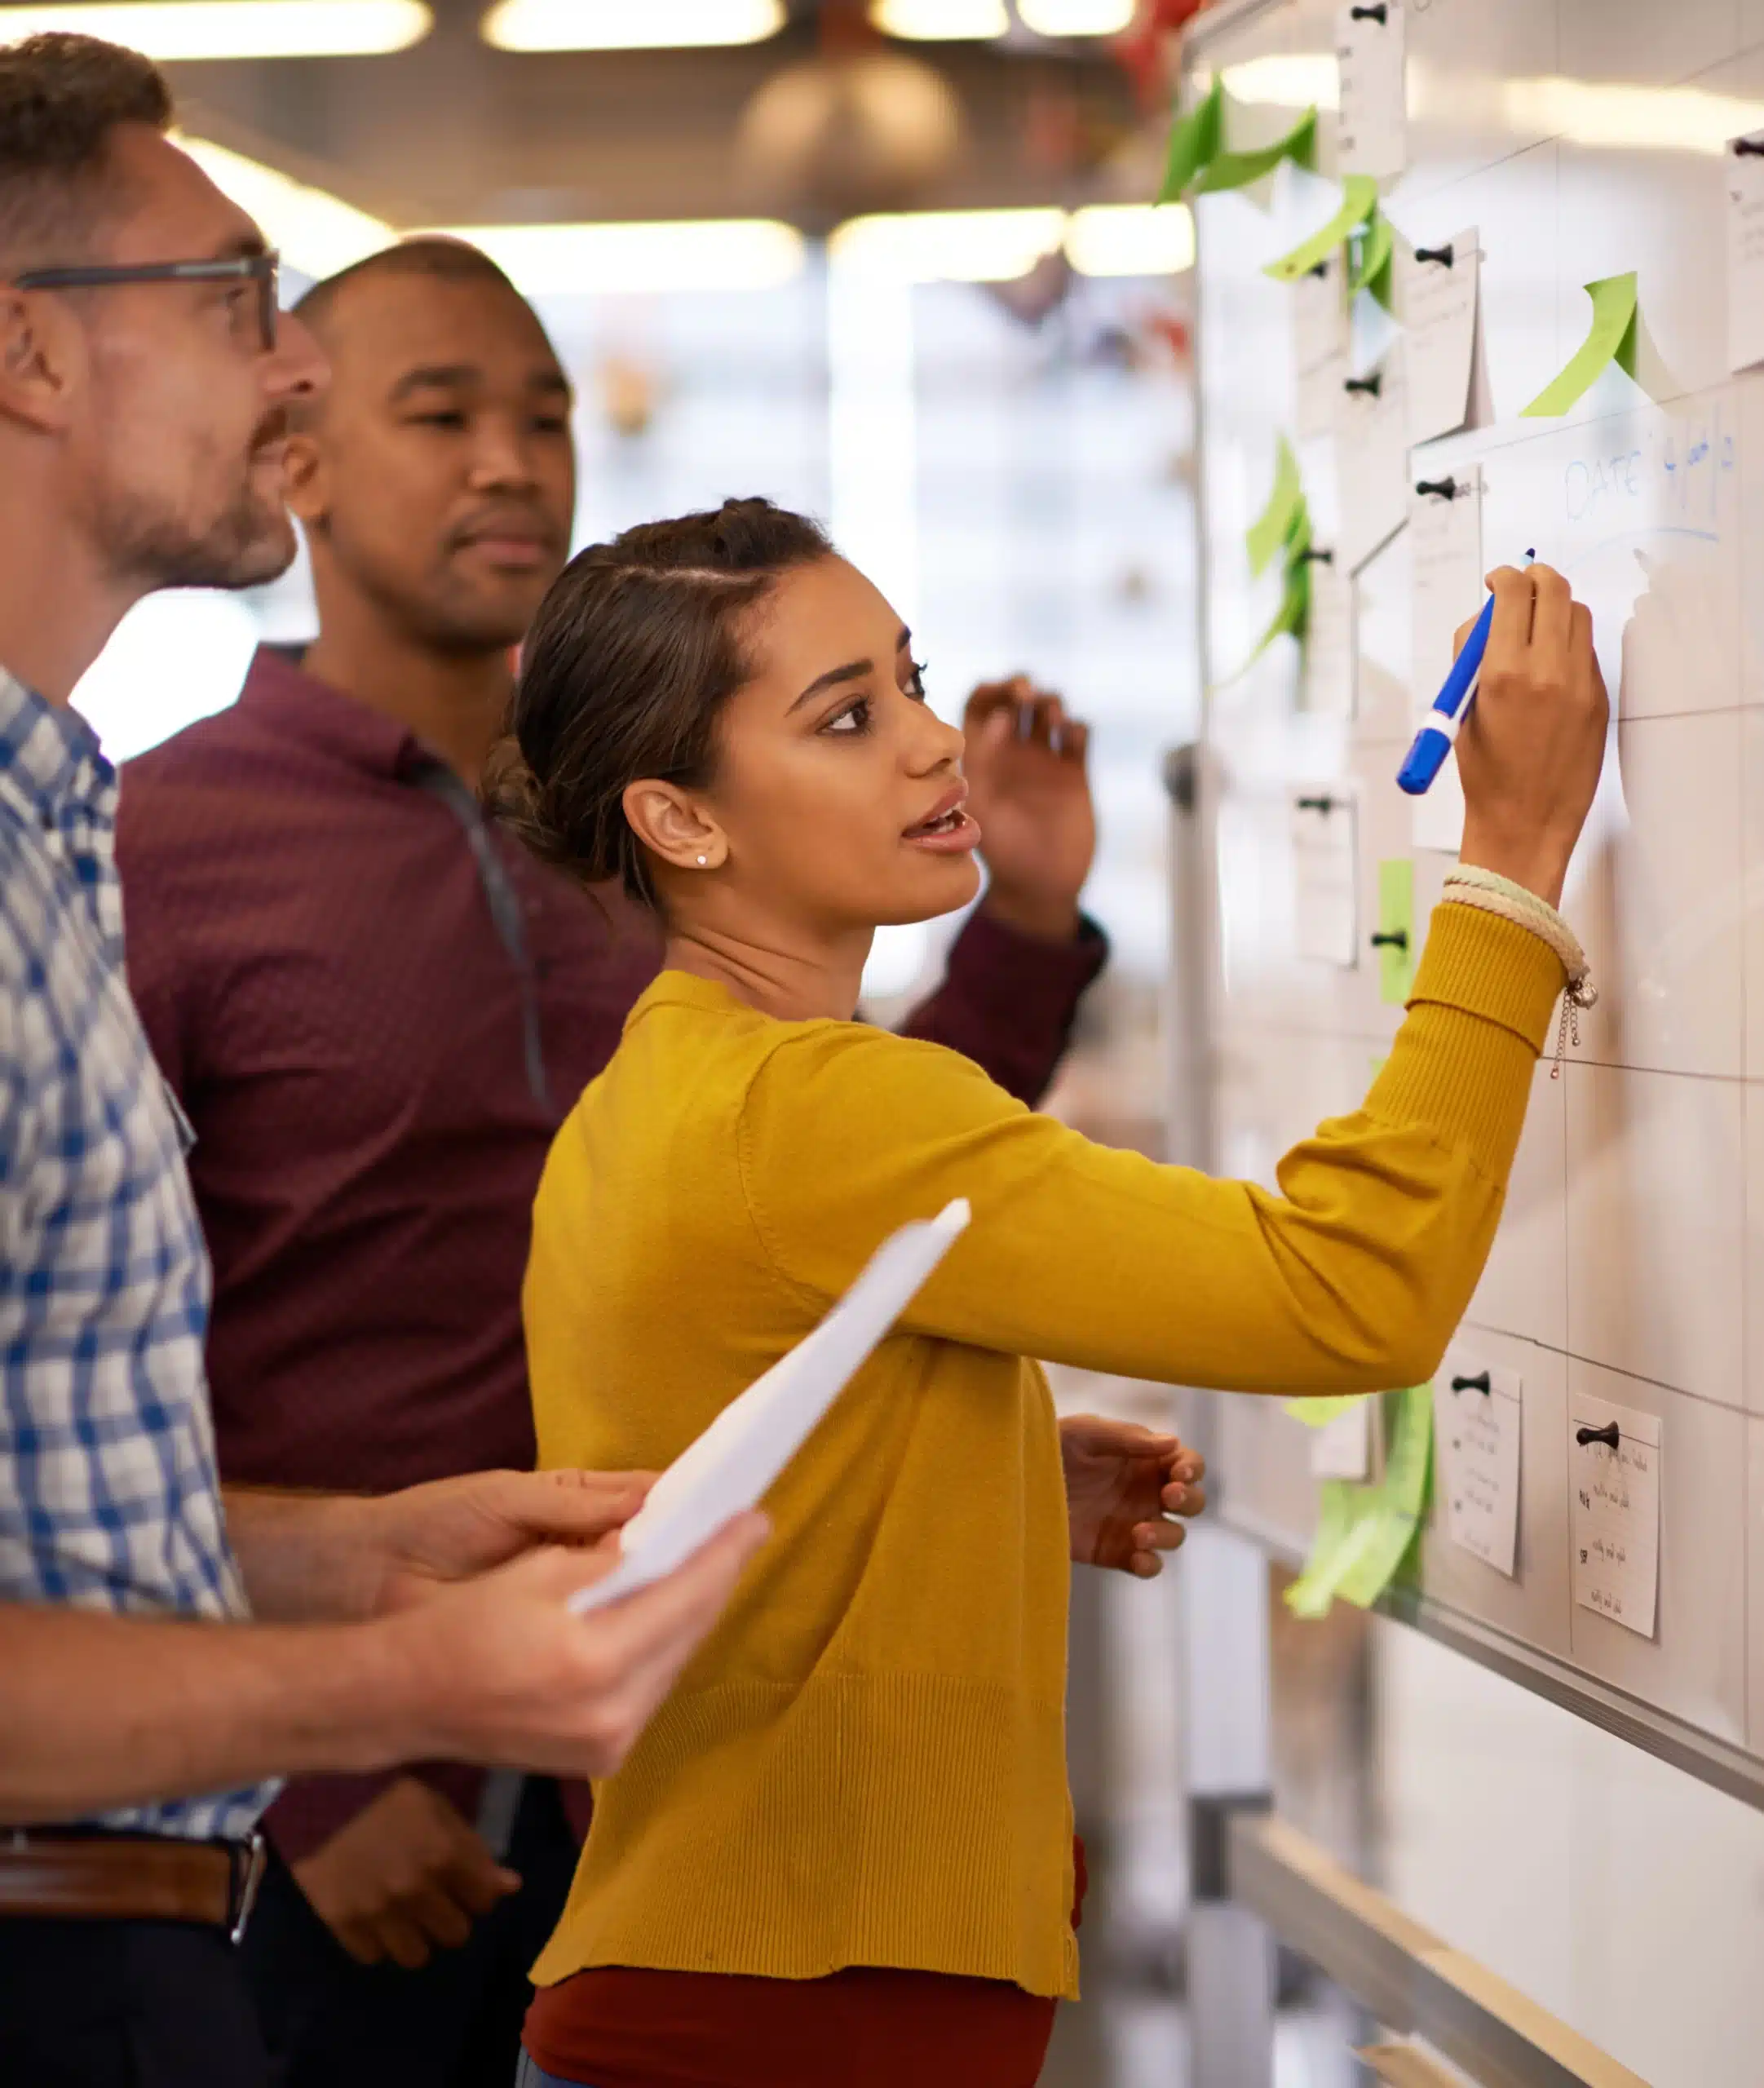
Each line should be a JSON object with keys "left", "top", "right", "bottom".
{"left": 30, "top": 4, "right": 1665, "bottom": 2083}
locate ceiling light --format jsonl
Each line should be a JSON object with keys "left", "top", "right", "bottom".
{"left": 0, "top": 2, "right": 431, "bottom": 60}
{"left": 1017, "top": 0, "right": 1134, "bottom": 34}
{"left": 1065, "top": 202, "right": 1193, "bottom": 276}
{"left": 869, "top": 0, "right": 1009, "bottom": 40}
{"left": 1220, "top": 55, "right": 1337, "bottom": 110}
{"left": 431, "top": 219, "right": 806, "bottom": 296}
{"left": 829, "top": 207, "right": 1065, "bottom": 283}
{"left": 481, "top": 0, "right": 784, "bottom": 51}
{"left": 174, "top": 134, "right": 392, "bottom": 279}
{"left": 1495, "top": 75, "right": 1764, "bottom": 154}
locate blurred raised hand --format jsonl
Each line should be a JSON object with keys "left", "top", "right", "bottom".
{"left": 962, "top": 675, "right": 1096, "bottom": 941}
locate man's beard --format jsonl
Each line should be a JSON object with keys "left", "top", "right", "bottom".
{"left": 104, "top": 481, "right": 295, "bottom": 593}
{"left": 95, "top": 411, "right": 296, "bottom": 595}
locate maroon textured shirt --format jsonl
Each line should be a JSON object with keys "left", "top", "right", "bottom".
{"left": 116, "top": 649, "right": 1104, "bottom": 1863}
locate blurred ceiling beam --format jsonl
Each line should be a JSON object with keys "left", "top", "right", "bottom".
{"left": 154, "top": 0, "right": 1143, "bottom": 236}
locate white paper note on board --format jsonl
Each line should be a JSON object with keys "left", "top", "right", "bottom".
{"left": 1726, "top": 139, "right": 1764, "bottom": 374}
{"left": 1399, "top": 230, "right": 1479, "bottom": 446}
{"left": 1338, "top": 358, "right": 1408, "bottom": 573}
{"left": 1569, "top": 1396, "right": 1661, "bottom": 1640}
{"left": 1302, "top": 555, "right": 1354, "bottom": 716}
{"left": 1311, "top": 1399, "right": 1373, "bottom": 1480}
{"left": 1336, "top": 0, "right": 1406, "bottom": 179}
{"left": 1289, "top": 789, "right": 1358, "bottom": 967}
{"left": 1294, "top": 255, "right": 1351, "bottom": 442}
{"left": 1408, "top": 469, "right": 1483, "bottom": 853}
{"left": 1435, "top": 1361, "right": 1521, "bottom": 1577}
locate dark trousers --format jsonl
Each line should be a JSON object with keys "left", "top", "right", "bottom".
{"left": 244, "top": 1774, "right": 581, "bottom": 2088}
{"left": 0, "top": 1909, "right": 271, "bottom": 2087}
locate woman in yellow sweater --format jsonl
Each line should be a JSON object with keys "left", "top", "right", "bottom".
{"left": 494, "top": 498, "right": 1607, "bottom": 2088}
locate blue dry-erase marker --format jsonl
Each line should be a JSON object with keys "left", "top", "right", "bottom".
{"left": 1396, "top": 550, "right": 1535, "bottom": 796}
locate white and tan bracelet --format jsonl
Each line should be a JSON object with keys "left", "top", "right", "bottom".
{"left": 1440, "top": 865, "right": 1596, "bottom": 1077}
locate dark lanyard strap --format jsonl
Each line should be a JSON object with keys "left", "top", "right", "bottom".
{"left": 406, "top": 759, "right": 554, "bottom": 1115}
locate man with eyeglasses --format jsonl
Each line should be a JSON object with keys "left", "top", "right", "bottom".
{"left": 0, "top": 35, "right": 769, "bottom": 2088}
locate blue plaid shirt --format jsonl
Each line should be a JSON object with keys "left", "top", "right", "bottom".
{"left": 0, "top": 668, "right": 272, "bottom": 1841}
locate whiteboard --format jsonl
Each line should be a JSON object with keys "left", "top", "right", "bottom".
{"left": 1185, "top": 0, "right": 1764, "bottom": 1803}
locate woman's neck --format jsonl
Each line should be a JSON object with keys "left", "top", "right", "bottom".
{"left": 662, "top": 921, "right": 873, "bottom": 1023}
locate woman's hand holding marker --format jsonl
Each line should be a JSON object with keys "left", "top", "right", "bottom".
{"left": 1452, "top": 561, "right": 1608, "bottom": 909}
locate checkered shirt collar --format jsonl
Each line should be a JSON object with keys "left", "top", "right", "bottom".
{"left": 0, "top": 666, "right": 114, "bottom": 827}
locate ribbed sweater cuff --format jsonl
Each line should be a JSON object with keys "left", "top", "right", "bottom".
{"left": 1367, "top": 904, "right": 1566, "bottom": 1183}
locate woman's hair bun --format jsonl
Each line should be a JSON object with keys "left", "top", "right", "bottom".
{"left": 484, "top": 497, "right": 832, "bottom": 911}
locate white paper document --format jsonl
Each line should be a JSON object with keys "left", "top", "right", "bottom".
{"left": 1289, "top": 789, "right": 1359, "bottom": 967}
{"left": 570, "top": 1200, "right": 970, "bottom": 1614}
{"left": 1302, "top": 555, "right": 1354, "bottom": 716}
{"left": 1311, "top": 1398, "right": 1373, "bottom": 1481}
{"left": 1336, "top": 0, "right": 1407, "bottom": 180}
{"left": 1338, "top": 356, "right": 1409, "bottom": 573}
{"left": 1399, "top": 229, "right": 1479, "bottom": 446}
{"left": 1570, "top": 1396, "right": 1661, "bottom": 1640}
{"left": 1293, "top": 254, "right": 1351, "bottom": 442}
{"left": 1727, "top": 139, "right": 1764, "bottom": 374}
{"left": 1434, "top": 1360, "right": 1521, "bottom": 1577}
{"left": 1408, "top": 468, "right": 1483, "bottom": 853}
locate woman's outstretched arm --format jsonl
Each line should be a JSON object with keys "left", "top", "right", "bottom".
{"left": 739, "top": 900, "right": 1563, "bottom": 1399}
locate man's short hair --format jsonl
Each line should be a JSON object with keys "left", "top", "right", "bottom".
{"left": 294, "top": 237, "right": 527, "bottom": 343}
{"left": 0, "top": 33, "right": 171, "bottom": 272}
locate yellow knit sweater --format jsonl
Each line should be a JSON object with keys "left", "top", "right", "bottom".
{"left": 525, "top": 904, "right": 1564, "bottom": 1999}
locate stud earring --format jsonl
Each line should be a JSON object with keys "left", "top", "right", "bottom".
{"left": 696, "top": 854, "right": 709, "bottom": 866}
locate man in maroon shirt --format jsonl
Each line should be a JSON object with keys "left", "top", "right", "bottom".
{"left": 115, "top": 238, "right": 1121, "bottom": 2084}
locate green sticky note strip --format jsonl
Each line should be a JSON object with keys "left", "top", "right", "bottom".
{"left": 1219, "top": 551, "right": 1310, "bottom": 688}
{"left": 1159, "top": 75, "right": 1223, "bottom": 201}
{"left": 1264, "top": 174, "right": 1378, "bottom": 284}
{"left": 1285, "top": 1484, "right": 1377, "bottom": 1617}
{"left": 1195, "top": 106, "right": 1318, "bottom": 194}
{"left": 1285, "top": 1385, "right": 1434, "bottom": 1618}
{"left": 1349, "top": 210, "right": 1394, "bottom": 307}
{"left": 1519, "top": 271, "right": 1639, "bottom": 418}
{"left": 1285, "top": 1393, "right": 1368, "bottom": 1429}
{"left": 1245, "top": 435, "right": 1303, "bottom": 577}
{"left": 1336, "top": 1386, "right": 1433, "bottom": 1608}
{"left": 1253, "top": 554, "right": 1310, "bottom": 661}
{"left": 1376, "top": 856, "right": 1415, "bottom": 1004}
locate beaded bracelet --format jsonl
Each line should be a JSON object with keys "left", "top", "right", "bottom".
{"left": 1440, "top": 865, "right": 1596, "bottom": 1078}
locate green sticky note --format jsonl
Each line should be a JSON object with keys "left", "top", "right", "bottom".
{"left": 1349, "top": 210, "right": 1394, "bottom": 307}
{"left": 1264, "top": 175, "right": 1378, "bottom": 284}
{"left": 1382, "top": 1382, "right": 1435, "bottom": 1522}
{"left": 1285, "top": 1484, "right": 1377, "bottom": 1617}
{"left": 1520, "top": 271, "right": 1639, "bottom": 417}
{"left": 1245, "top": 435, "right": 1303, "bottom": 577}
{"left": 1159, "top": 75, "right": 1223, "bottom": 201}
{"left": 1337, "top": 1386, "right": 1433, "bottom": 1608}
{"left": 1253, "top": 554, "right": 1310, "bottom": 661}
{"left": 1284, "top": 1393, "right": 1368, "bottom": 1429}
{"left": 1286, "top": 1386, "right": 1435, "bottom": 1619}
{"left": 1375, "top": 857, "right": 1415, "bottom": 1003}
{"left": 1194, "top": 106, "right": 1318, "bottom": 194}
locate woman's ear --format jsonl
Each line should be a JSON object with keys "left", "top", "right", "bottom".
{"left": 623, "top": 780, "right": 727, "bottom": 873}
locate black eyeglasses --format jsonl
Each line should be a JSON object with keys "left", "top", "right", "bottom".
{"left": 11, "top": 250, "right": 281, "bottom": 352}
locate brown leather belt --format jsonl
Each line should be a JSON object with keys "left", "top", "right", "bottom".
{"left": 0, "top": 1829, "right": 266, "bottom": 1939}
